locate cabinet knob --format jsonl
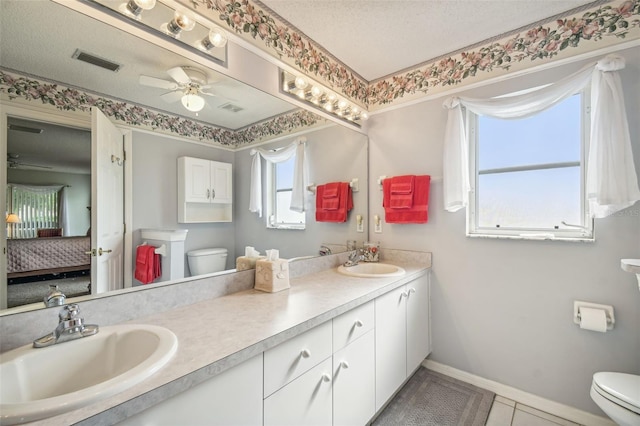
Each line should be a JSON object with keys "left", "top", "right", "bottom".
{"left": 408, "top": 288, "right": 416, "bottom": 295}
{"left": 300, "top": 349, "right": 311, "bottom": 358}
{"left": 339, "top": 361, "right": 350, "bottom": 369}
{"left": 206, "top": 189, "right": 210, "bottom": 199}
{"left": 354, "top": 319, "right": 363, "bottom": 328}
{"left": 321, "top": 373, "right": 332, "bottom": 383}
{"left": 401, "top": 291, "right": 409, "bottom": 298}
{"left": 211, "top": 188, "right": 216, "bottom": 200}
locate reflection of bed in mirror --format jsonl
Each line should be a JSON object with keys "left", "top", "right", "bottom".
{"left": 7, "top": 236, "right": 91, "bottom": 279}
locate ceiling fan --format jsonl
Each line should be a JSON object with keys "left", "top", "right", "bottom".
{"left": 7, "top": 153, "right": 52, "bottom": 169}
{"left": 138, "top": 66, "right": 230, "bottom": 112}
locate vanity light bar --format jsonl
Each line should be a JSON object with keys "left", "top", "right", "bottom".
{"left": 281, "top": 70, "right": 368, "bottom": 123}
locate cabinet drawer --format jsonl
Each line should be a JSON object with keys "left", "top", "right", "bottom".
{"left": 264, "top": 321, "right": 332, "bottom": 397}
{"left": 333, "top": 300, "right": 374, "bottom": 352}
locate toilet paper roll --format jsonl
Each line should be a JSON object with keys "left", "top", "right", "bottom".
{"left": 579, "top": 307, "right": 608, "bottom": 332}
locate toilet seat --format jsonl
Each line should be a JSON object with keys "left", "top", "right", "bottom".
{"left": 592, "top": 372, "right": 640, "bottom": 415}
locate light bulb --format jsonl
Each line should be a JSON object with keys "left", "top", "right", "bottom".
{"left": 296, "top": 89, "right": 306, "bottom": 99}
{"left": 164, "top": 10, "right": 196, "bottom": 38}
{"left": 200, "top": 27, "right": 227, "bottom": 50}
{"left": 294, "top": 76, "right": 307, "bottom": 90}
{"left": 181, "top": 93, "right": 205, "bottom": 112}
{"left": 324, "top": 103, "right": 333, "bottom": 112}
{"left": 119, "top": 0, "right": 156, "bottom": 19}
{"left": 360, "top": 112, "right": 369, "bottom": 121}
{"left": 337, "top": 99, "right": 348, "bottom": 110}
{"left": 310, "top": 86, "right": 322, "bottom": 98}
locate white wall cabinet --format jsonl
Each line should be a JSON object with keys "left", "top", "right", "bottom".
{"left": 375, "top": 274, "right": 431, "bottom": 411}
{"left": 178, "top": 156, "right": 232, "bottom": 223}
{"left": 117, "top": 354, "right": 263, "bottom": 425}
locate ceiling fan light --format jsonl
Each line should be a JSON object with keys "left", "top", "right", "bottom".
{"left": 181, "top": 93, "right": 205, "bottom": 112}
{"left": 201, "top": 27, "right": 227, "bottom": 50}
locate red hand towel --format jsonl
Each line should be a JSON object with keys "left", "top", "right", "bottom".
{"left": 135, "top": 245, "right": 158, "bottom": 284}
{"left": 383, "top": 175, "right": 430, "bottom": 223}
{"left": 388, "top": 175, "right": 415, "bottom": 209}
{"left": 321, "top": 182, "right": 341, "bottom": 210}
{"left": 316, "top": 182, "right": 353, "bottom": 222}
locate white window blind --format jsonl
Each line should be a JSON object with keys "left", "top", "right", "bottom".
{"left": 7, "top": 184, "right": 63, "bottom": 238}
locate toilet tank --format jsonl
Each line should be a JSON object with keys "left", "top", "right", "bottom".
{"left": 187, "top": 248, "right": 228, "bottom": 276}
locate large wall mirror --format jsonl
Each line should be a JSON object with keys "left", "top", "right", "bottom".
{"left": 0, "top": 0, "right": 368, "bottom": 313}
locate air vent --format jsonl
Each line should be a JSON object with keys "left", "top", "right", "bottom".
{"left": 72, "top": 49, "right": 122, "bottom": 72}
{"left": 8, "top": 124, "right": 43, "bottom": 134}
{"left": 219, "top": 103, "right": 244, "bottom": 113}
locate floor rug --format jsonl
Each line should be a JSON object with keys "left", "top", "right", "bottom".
{"left": 373, "top": 367, "right": 495, "bottom": 426}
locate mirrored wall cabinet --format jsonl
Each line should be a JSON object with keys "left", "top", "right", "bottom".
{"left": 178, "top": 156, "right": 233, "bottom": 223}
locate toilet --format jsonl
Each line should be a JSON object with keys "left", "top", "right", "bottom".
{"left": 187, "top": 248, "right": 228, "bottom": 276}
{"left": 590, "top": 372, "right": 640, "bottom": 426}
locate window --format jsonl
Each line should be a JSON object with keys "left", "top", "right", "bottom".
{"left": 468, "top": 92, "right": 593, "bottom": 240}
{"left": 266, "top": 155, "right": 305, "bottom": 229}
{"left": 7, "top": 184, "right": 61, "bottom": 239}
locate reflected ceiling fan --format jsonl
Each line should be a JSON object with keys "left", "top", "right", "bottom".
{"left": 7, "top": 153, "right": 52, "bottom": 169}
{"left": 138, "top": 66, "right": 231, "bottom": 113}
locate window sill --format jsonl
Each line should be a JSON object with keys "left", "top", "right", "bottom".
{"left": 466, "top": 232, "right": 594, "bottom": 243}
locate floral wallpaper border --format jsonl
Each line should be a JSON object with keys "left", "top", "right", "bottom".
{"left": 0, "top": 70, "right": 325, "bottom": 148}
{"left": 185, "top": 0, "right": 640, "bottom": 109}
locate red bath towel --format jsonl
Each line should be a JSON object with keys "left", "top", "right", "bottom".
{"left": 316, "top": 182, "right": 353, "bottom": 222}
{"left": 383, "top": 175, "right": 430, "bottom": 223}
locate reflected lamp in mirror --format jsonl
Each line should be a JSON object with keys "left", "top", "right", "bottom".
{"left": 199, "top": 27, "right": 228, "bottom": 50}
{"left": 6, "top": 213, "right": 20, "bottom": 239}
{"left": 281, "top": 70, "right": 369, "bottom": 125}
{"left": 162, "top": 9, "right": 197, "bottom": 38}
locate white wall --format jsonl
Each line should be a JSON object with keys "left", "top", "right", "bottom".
{"left": 234, "top": 124, "right": 368, "bottom": 259}
{"left": 7, "top": 169, "right": 91, "bottom": 236}
{"left": 131, "top": 131, "right": 235, "bottom": 279}
{"left": 367, "top": 46, "right": 640, "bottom": 414}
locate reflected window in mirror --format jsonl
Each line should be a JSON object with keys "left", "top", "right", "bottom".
{"left": 7, "top": 185, "right": 64, "bottom": 239}
{"left": 267, "top": 156, "right": 305, "bottom": 230}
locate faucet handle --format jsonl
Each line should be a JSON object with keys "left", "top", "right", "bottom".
{"left": 59, "top": 304, "right": 80, "bottom": 321}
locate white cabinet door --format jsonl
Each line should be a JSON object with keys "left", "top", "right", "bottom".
{"left": 406, "top": 274, "right": 431, "bottom": 374}
{"left": 333, "top": 331, "right": 375, "bottom": 426}
{"left": 375, "top": 285, "right": 407, "bottom": 411}
{"left": 264, "top": 357, "right": 333, "bottom": 426}
{"left": 117, "top": 354, "right": 263, "bottom": 426}
{"left": 210, "top": 161, "right": 232, "bottom": 204}
{"left": 183, "top": 157, "right": 211, "bottom": 203}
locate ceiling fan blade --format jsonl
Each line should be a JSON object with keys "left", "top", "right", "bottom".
{"left": 200, "top": 90, "right": 237, "bottom": 103}
{"left": 166, "top": 67, "right": 191, "bottom": 85}
{"left": 139, "top": 75, "right": 179, "bottom": 90}
{"left": 160, "top": 91, "right": 184, "bottom": 103}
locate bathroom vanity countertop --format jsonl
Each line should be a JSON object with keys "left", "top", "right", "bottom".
{"left": 33, "top": 259, "right": 430, "bottom": 425}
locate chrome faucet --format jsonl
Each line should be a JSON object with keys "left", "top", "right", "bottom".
{"left": 319, "top": 245, "right": 332, "bottom": 256}
{"left": 44, "top": 284, "right": 66, "bottom": 307}
{"left": 343, "top": 249, "right": 364, "bottom": 267}
{"left": 33, "top": 304, "right": 99, "bottom": 348}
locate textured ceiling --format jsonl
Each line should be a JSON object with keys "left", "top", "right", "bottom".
{"left": 258, "top": 0, "right": 597, "bottom": 81}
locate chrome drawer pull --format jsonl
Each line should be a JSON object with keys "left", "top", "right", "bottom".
{"left": 300, "top": 349, "right": 311, "bottom": 358}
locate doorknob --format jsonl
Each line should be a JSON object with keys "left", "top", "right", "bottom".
{"left": 98, "top": 248, "right": 113, "bottom": 256}
{"left": 84, "top": 249, "right": 97, "bottom": 256}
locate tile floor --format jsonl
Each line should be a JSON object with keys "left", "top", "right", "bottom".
{"left": 487, "top": 396, "right": 581, "bottom": 426}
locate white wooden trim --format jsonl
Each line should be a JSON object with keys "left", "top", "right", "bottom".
{"left": 422, "top": 359, "right": 615, "bottom": 426}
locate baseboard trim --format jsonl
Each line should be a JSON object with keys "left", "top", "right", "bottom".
{"left": 422, "top": 360, "right": 615, "bottom": 426}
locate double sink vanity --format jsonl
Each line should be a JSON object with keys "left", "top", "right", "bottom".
{"left": 0, "top": 250, "right": 431, "bottom": 425}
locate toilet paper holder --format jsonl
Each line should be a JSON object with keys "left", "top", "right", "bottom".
{"left": 573, "top": 301, "right": 615, "bottom": 331}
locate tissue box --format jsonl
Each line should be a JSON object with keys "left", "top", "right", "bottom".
{"left": 236, "top": 256, "right": 265, "bottom": 271}
{"left": 255, "top": 259, "right": 290, "bottom": 293}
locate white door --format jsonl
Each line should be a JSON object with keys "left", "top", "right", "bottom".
{"left": 211, "top": 161, "right": 232, "bottom": 204}
{"left": 91, "top": 108, "right": 124, "bottom": 294}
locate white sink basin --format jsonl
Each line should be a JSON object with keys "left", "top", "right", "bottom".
{"left": 337, "top": 263, "right": 406, "bottom": 278}
{"left": 0, "top": 324, "right": 178, "bottom": 425}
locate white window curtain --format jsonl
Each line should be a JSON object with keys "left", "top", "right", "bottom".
{"left": 442, "top": 54, "right": 640, "bottom": 218}
{"left": 249, "top": 137, "right": 307, "bottom": 217}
